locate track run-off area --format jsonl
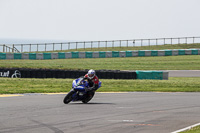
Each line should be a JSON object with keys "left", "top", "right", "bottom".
{"left": 0, "top": 71, "right": 200, "bottom": 133}
{"left": 0, "top": 92, "right": 200, "bottom": 133}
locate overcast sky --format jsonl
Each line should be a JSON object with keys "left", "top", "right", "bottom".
{"left": 0, "top": 0, "right": 200, "bottom": 42}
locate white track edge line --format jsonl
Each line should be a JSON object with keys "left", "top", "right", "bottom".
{"left": 171, "top": 122, "right": 200, "bottom": 133}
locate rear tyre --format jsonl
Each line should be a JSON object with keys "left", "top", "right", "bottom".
{"left": 63, "top": 90, "right": 75, "bottom": 104}
{"left": 82, "top": 91, "right": 95, "bottom": 104}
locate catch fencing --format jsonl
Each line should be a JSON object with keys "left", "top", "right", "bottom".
{"left": 1, "top": 36, "right": 200, "bottom": 53}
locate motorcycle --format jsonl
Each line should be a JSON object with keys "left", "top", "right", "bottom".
{"left": 63, "top": 77, "right": 102, "bottom": 104}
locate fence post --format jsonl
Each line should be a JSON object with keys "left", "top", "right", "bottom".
{"left": 156, "top": 39, "right": 158, "bottom": 46}
{"left": 105, "top": 41, "right": 107, "bottom": 49}
{"left": 12, "top": 44, "right": 14, "bottom": 52}
{"left": 45, "top": 44, "right": 47, "bottom": 51}
{"left": 171, "top": 38, "right": 173, "bottom": 45}
{"left": 3, "top": 44, "right": 5, "bottom": 52}
{"left": 141, "top": 39, "right": 143, "bottom": 47}
{"left": 186, "top": 37, "right": 187, "bottom": 44}
{"left": 68, "top": 42, "right": 70, "bottom": 50}
{"left": 61, "top": 43, "right": 62, "bottom": 51}
{"left": 149, "top": 39, "right": 150, "bottom": 46}
{"left": 112, "top": 41, "right": 114, "bottom": 48}
{"left": 178, "top": 38, "right": 180, "bottom": 44}
{"left": 21, "top": 44, "right": 23, "bottom": 52}
{"left": 53, "top": 43, "right": 55, "bottom": 51}
{"left": 37, "top": 44, "right": 38, "bottom": 52}
{"left": 193, "top": 37, "right": 195, "bottom": 44}
{"left": 91, "top": 41, "right": 93, "bottom": 49}
{"left": 98, "top": 41, "right": 100, "bottom": 49}
{"left": 120, "top": 40, "right": 121, "bottom": 48}
{"left": 127, "top": 40, "right": 128, "bottom": 47}
{"left": 164, "top": 38, "right": 165, "bottom": 45}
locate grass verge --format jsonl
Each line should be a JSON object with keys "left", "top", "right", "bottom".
{"left": 0, "top": 77, "right": 200, "bottom": 94}
{"left": 0, "top": 55, "right": 200, "bottom": 70}
{"left": 181, "top": 125, "right": 200, "bottom": 133}
{"left": 47, "top": 43, "right": 200, "bottom": 52}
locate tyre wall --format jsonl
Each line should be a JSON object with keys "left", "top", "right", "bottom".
{"left": 0, "top": 49, "right": 199, "bottom": 60}
{"left": 0, "top": 68, "right": 168, "bottom": 80}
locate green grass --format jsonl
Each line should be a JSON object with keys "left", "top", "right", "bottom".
{"left": 0, "top": 77, "right": 200, "bottom": 94}
{"left": 181, "top": 125, "right": 200, "bottom": 133}
{"left": 47, "top": 43, "right": 200, "bottom": 52}
{"left": 0, "top": 55, "right": 200, "bottom": 70}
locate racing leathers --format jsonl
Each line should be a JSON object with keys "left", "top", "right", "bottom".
{"left": 83, "top": 74, "right": 99, "bottom": 91}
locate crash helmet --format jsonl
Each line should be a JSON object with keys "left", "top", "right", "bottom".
{"left": 87, "top": 69, "right": 95, "bottom": 79}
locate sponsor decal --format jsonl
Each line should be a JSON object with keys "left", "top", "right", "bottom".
{"left": 11, "top": 70, "right": 21, "bottom": 78}
{"left": 0, "top": 70, "right": 21, "bottom": 78}
{"left": 0, "top": 71, "right": 9, "bottom": 77}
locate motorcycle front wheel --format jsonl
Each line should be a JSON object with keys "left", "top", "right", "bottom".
{"left": 63, "top": 90, "right": 75, "bottom": 104}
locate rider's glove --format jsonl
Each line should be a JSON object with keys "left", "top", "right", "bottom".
{"left": 85, "top": 87, "right": 93, "bottom": 92}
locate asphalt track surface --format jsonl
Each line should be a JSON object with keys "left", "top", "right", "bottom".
{"left": 167, "top": 70, "right": 200, "bottom": 77}
{"left": 0, "top": 92, "right": 200, "bottom": 133}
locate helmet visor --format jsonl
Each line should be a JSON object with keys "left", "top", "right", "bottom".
{"left": 88, "top": 74, "right": 94, "bottom": 78}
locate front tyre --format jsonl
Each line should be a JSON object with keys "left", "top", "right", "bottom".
{"left": 63, "top": 90, "right": 75, "bottom": 104}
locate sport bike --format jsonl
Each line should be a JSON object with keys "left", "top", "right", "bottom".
{"left": 63, "top": 77, "right": 102, "bottom": 104}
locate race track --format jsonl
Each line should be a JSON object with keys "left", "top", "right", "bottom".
{"left": 0, "top": 92, "right": 200, "bottom": 133}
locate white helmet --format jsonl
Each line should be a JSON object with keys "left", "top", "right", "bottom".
{"left": 87, "top": 69, "right": 95, "bottom": 79}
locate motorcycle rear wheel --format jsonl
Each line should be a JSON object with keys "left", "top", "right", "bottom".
{"left": 63, "top": 90, "right": 75, "bottom": 104}
{"left": 82, "top": 91, "right": 95, "bottom": 104}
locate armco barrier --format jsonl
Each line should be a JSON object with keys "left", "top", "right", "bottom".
{"left": 165, "top": 50, "right": 172, "bottom": 56}
{"left": 144, "top": 50, "right": 151, "bottom": 56}
{"left": 65, "top": 52, "right": 71, "bottom": 59}
{"left": 136, "top": 71, "right": 168, "bottom": 80}
{"left": 93, "top": 52, "right": 99, "bottom": 58}
{"left": 86, "top": 52, "right": 93, "bottom": 58}
{"left": 0, "top": 68, "right": 138, "bottom": 79}
{"left": 192, "top": 49, "right": 198, "bottom": 55}
{"left": 29, "top": 53, "right": 36, "bottom": 59}
{"left": 1, "top": 49, "right": 199, "bottom": 60}
{"left": 151, "top": 50, "right": 158, "bottom": 56}
{"left": 14, "top": 53, "right": 22, "bottom": 59}
{"left": 58, "top": 52, "right": 65, "bottom": 59}
{"left": 126, "top": 51, "right": 132, "bottom": 57}
{"left": 51, "top": 53, "right": 58, "bottom": 59}
{"left": 119, "top": 51, "right": 126, "bottom": 57}
{"left": 22, "top": 53, "right": 29, "bottom": 59}
{"left": 0, "top": 53, "right": 6, "bottom": 59}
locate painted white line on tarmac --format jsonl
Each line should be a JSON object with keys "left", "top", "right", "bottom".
{"left": 0, "top": 94, "right": 24, "bottom": 97}
{"left": 97, "top": 92, "right": 129, "bottom": 93}
{"left": 171, "top": 122, "right": 200, "bottom": 133}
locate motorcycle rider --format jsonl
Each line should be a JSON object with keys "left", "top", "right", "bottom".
{"left": 82, "top": 69, "right": 99, "bottom": 92}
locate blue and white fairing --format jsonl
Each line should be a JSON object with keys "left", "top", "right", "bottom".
{"left": 72, "top": 77, "right": 102, "bottom": 91}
